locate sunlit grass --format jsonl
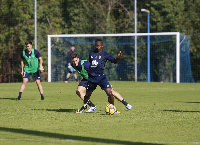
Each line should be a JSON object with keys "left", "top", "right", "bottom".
{"left": 0, "top": 82, "right": 200, "bottom": 145}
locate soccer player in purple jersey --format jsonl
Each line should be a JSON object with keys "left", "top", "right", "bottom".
{"left": 76, "top": 39, "right": 132, "bottom": 113}
{"left": 16, "top": 41, "right": 44, "bottom": 100}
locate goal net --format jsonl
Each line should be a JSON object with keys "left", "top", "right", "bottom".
{"left": 48, "top": 33, "right": 194, "bottom": 83}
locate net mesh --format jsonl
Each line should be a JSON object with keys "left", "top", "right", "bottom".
{"left": 50, "top": 34, "right": 194, "bottom": 83}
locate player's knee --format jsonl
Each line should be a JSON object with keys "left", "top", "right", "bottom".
{"left": 21, "top": 85, "right": 25, "bottom": 91}
{"left": 22, "top": 82, "right": 26, "bottom": 87}
{"left": 108, "top": 96, "right": 114, "bottom": 103}
{"left": 76, "top": 90, "right": 80, "bottom": 95}
{"left": 36, "top": 80, "right": 41, "bottom": 84}
{"left": 108, "top": 95, "right": 114, "bottom": 99}
{"left": 107, "top": 90, "right": 113, "bottom": 97}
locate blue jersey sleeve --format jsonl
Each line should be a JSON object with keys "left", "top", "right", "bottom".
{"left": 67, "top": 50, "right": 74, "bottom": 64}
{"left": 34, "top": 49, "right": 41, "bottom": 58}
{"left": 89, "top": 52, "right": 92, "bottom": 63}
{"left": 105, "top": 52, "right": 115, "bottom": 62}
{"left": 83, "top": 61, "right": 91, "bottom": 72}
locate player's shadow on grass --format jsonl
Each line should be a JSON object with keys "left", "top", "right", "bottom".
{"left": 46, "top": 109, "right": 76, "bottom": 112}
{"left": 32, "top": 109, "right": 76, "bottom": 113}
{"left": 0, "top": 97, "right": 16, "bottom": 100}
{"left": 163, "top": 110, "right": 200, "bottom": 113}
{"left": 176, "top": 101, "right": 200, "bottom": 104}
{"left": 0, "top": 127, "right": 162, "bottom": 145}
{"left": 184, "top": 102, "right": 200, "bottom": 104}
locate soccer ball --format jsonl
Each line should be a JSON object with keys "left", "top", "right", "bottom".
{"left": 105, "top": 104, "right": 116, "bottom": 115}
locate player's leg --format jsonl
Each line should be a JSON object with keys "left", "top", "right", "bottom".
{"left": 20, "top": 78, "right": 29, "bottom": 92}
{"left": 72, "top": 69, "right": 79, "bottom": 83}
{"left": 77, "top": 85, "right": 95, "bottom": 105}
{"left": 76, "top": 81, "right": 96, "bottom": 113}
{"left": 104, "top": 88, "right": 114, "bottom": 105}
{"left": 99, "top": 77, "right": 121, "bottom": 113}
{"left": 104, "top": 88, "right": 121, "bottom": 114}
{"left": 76, "top": 91, "right": 93, "bottom": 113}
{"left": 35, "top": 80, "right": 44, "bottom": 100}
{"left": 65, "top": 72, "right": 71, "bottom": 83}
{"left": 65, "top": 66, "right": 73, "bottom": 83}
{"left": 35, "top": 71, "right": 44, "bottom": 100}
{"left": 98, "top": 76, "right": 114, "bottom": 105}
{"left": 112, "top": 90, "right": 122, "bottom": 101}
{"left": 76, "top": 85, "right": 85, "bottom": 100}
{"left": 76, "top": 80, "right": 96, "bottom": 112}
{"left": 73, "top": 72, "right": 78, "bottom": 82}
{"left": 112, "top": 88, "right": 132, "bottom": 110}
{"left": 16, "top": 72, "right": 30, "bottom": 100}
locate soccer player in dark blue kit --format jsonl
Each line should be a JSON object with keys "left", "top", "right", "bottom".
{"left": 70, "top": 52, "right": 132, "bottom": 113}
{"left": 76, "top": 39, "right": 132, "bottom": 113}
{"left": 65, "top": 45, "right": 79, "bottom": 83}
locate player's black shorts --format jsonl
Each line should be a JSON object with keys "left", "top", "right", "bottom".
{"left": 78, "top": 78, "right": 88, "bottom": 88}
{"left": 87, "top": 74, "right": 111, "bottom": 91}
{"left": 68, "top": 67, "right": 76, "bottom": 73}
{"left": 23, "top": 70, "right": 41, "bottom": 80}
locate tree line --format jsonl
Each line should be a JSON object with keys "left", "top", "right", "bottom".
{"left": 0, "top": 0, "right": 199, "bottom": 82}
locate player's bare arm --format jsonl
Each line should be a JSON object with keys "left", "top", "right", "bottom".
{"left": 21, "top": 60, "right": 24, "bottom": 76}
{"left": 39, "top": 57, "right": 44, "bottom": 72}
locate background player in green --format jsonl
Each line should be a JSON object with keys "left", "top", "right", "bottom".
{"left": 16, "top": 41, "right": 45, "bottom": 100}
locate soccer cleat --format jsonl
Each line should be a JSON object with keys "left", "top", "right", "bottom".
{"left": 16, "top": 97, "right": 21, "bottom": 100}
{"left": 41, "top": 97, "right": 45, "bottom": 101}
{"left": 125, "top": 104, "right": 132, "bottom": 110}
{"left": 76, "top": 105, "right": 87, "bottom": 113}
{"left": 65, "top": 81, "right": 68, "bottom": 83}
{"left": 86, "top": 106, "right": 96, "bottom": 112}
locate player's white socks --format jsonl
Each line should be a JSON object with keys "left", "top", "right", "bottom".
{"left": 83, "top": 103, "right": 87, "bottom": 107}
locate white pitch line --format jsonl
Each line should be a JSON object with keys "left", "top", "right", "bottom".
{"left": 0, "top": 139, "right": 200, "bottom": 144}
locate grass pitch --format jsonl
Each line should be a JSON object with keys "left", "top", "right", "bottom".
{"left": 0, "top": 81, "right": 200, "bottom": 145}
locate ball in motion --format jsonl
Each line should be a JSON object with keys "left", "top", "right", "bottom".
{"left": 105, "top": 104, "right": 116, "bottom": 115}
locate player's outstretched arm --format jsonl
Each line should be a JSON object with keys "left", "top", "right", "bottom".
{"left": 112, "top": 51, "right": 122, "bottom": 64}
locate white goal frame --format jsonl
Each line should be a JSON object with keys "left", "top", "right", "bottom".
{"left": 47, "top": 32, "right": 180, "bottom": 83}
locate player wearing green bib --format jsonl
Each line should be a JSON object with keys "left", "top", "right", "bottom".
{"left": 16, "top": 41, "right": 45, "bottom": 100}
{"left": 22, "top": 48, "right": 40, "bottom": 73}
{"left": 73, "top": 60, "right": 88, "bottom": 79}
{"left": 70, "top": 55, "right": 96, "bottom": 112}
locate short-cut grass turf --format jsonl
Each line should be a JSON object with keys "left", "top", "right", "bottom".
{"left": 0, "top": 81, "right": 200, "bottom": 145}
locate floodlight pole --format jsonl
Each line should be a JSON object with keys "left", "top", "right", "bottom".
{"left": 141, "top": 9, "right": 150, "bottom": 82}
{"left": 34, "top": 0, "right": 37, "bottom": 49}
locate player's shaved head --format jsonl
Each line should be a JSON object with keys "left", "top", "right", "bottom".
{"left": 95, "top": 39, "right": 103, "bottom": 42}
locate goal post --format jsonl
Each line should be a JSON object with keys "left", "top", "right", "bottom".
{"left": 47, "top": 32, "right": 194, "bottom": 83}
